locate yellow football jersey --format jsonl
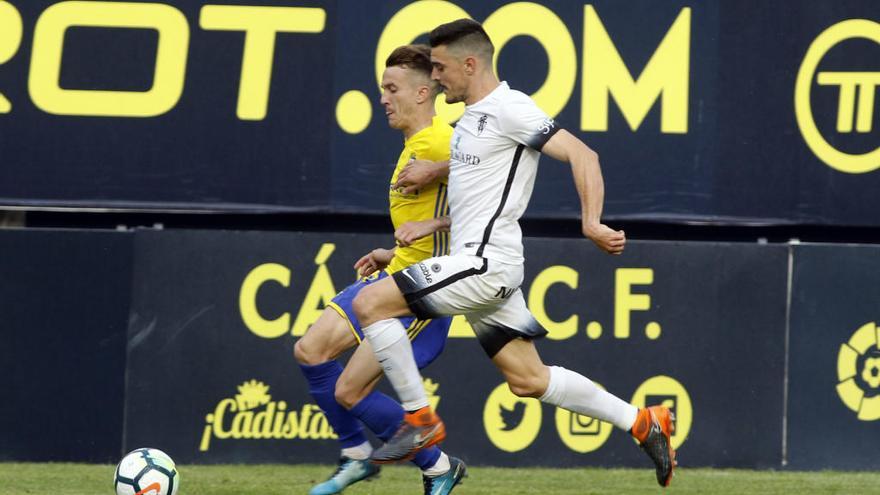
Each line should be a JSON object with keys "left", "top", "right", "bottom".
{"left": 387, "top": 116, "right": 454, "bottom": 273}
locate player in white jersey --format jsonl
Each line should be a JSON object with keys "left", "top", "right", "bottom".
{"left": 352, "top": 19, "right": 676, "bottom": 487}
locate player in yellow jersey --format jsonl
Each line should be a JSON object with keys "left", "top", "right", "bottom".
{"left": 293, "top": 45, "right": 465, "bottom": 495}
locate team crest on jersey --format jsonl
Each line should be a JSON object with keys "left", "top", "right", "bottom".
{"left": 477, "top": 115, "right": 488, "bottom": 135}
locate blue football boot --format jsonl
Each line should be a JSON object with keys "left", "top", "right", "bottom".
{"left": 309, "top": 456, "right": 380, "bottom": 495}
{"left": 422, "top": 456, "right": 467, "bottom": 495}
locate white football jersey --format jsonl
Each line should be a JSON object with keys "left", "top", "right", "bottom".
{"left": 447, "top": 81, "right": 559, "bottom": 265}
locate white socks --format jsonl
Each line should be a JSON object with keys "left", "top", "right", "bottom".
{"left": 423, "top": 452, "right": 451, "bottom": 476}
{"left": 362, "top": 318, "right": 429, "bottom": 411}
{"left": 539, "top": 365, "right": 638, "bottom": 431}
{"left": 341, "top": 441, "right": 372, "bottom": 461}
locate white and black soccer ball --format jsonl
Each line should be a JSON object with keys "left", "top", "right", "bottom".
{"left": 114, "top": 448, "right": 180, "bottom": 495}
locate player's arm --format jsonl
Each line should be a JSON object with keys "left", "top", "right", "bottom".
{"left": 541, "top": 130, "right": 625, "bottom": 255}
{"left": 354, "top": 247, "right": 396, "bottom": 277}
{"left": 394, "top": 159, "right": 449, "bottom": 195}
{"left": 395, "top": 216, "right": 451, "bottom": 247}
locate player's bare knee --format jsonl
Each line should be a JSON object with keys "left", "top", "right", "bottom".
{"left": 293, "top": 338, "right": 314, "bottom": 364}
{"left": 334, "top": 379, "right": 361, "bottom": 409}
{"left": 352, "top": 287, "right": 380, "bottom": 325}
{"left": 507, "top": 375, "right": 544, "bottom": 398}
{"left": 294, "top": 337, "right": 329, "bottom": 365}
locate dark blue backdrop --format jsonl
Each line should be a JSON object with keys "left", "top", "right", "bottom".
{"left": 1, "top": 0, "right": 878, "bottom": 223}
{"left": 3, "top": 227, "right": 880, "bottom": 470}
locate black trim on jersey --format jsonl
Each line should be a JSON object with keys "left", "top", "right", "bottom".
{"left": 440, "top": 199, "right": 450, "bottom": 255}
{"left": 392, "top": 258, "right": 488, "bottom": 319}
{"left": 475, "top": 144, "right": 524, "bottom": 258}
{"left": 527, "top": 120, "right": 561, "bottom": 151}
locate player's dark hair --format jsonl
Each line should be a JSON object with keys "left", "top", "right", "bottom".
{"left": 429, "top": 18, "right": 494, "bottom": 61}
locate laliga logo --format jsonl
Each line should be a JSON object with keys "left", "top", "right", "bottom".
{"left": 795, "top": 19, "right": 880, "bottom": 174}
{"left": 836, "top": 322, "right": 880, "bottom": 421}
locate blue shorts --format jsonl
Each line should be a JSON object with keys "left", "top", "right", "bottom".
{"left": 327, "top": 270, "right": 451, "bottom": 369}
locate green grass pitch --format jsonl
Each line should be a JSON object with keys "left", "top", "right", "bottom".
{"left": 2, "top": 463, "right": 879, "bottom": 494}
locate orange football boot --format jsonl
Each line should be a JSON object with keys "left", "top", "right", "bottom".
{"left": 371, "top": 406, "right": 446, "bottom": 464}
{"left": 631, "top": 405, "right": 677, "bottom": 487}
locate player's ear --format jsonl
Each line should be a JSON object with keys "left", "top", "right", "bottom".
{"left": 463, "top": 56, "right": 477, "bottom": 75}
{"left": 416, "top": 85, "right": 431, "bottom": 104}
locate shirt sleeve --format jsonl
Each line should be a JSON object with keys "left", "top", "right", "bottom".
{"left": 410, "top": 127, "right": 452, "bottom": 163}
{"left": 425, "top": 131, "right": 452, "bottom": 162}
{"left": 497, "top": 91, "right": 561, "bottom": 151}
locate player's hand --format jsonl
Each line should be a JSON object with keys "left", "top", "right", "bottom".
{"left": 395, "top": 220, "right": 434, "bottom": 247}
{"left": 395, "top": 159, "right": 440, "bottom": 195}
{"left": 354, "top": 248, "right": 395, "bottom": 277}
{"left": 583, "top": 223, "right": 625, "bottom": 255}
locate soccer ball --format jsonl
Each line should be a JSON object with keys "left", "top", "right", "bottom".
{"left": 114, "top": 448, "right": 180, "bottom": 495}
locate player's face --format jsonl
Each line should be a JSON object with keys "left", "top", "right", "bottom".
{"left": 380, "top": 66, "right": 421, "bottom": 131}
{"left": 431, "top": 45, "right": 467, "bottom": 104}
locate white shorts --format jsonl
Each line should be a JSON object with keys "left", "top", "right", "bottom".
{"left": 391, "top": 254, "right": 548, "bottom": 356}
